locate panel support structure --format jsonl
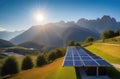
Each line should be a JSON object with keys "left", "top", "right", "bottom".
{"left": 96, "top": 67, "right": 99, "bottom": 77}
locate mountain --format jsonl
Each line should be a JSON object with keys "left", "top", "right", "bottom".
{"left": 10, "top": 22, "right": 99, "bottom": 47}
{"left": 77, "top": 15, "right": 120, "bottom": 33}
{"left": 10, "top": 15, "right": 120, "bottom": 47}
{"left": 0, "top": 39, "right": 14, "bottom": 48}
{"left": 0, "top": 30, "right": 24, "bottom": 40}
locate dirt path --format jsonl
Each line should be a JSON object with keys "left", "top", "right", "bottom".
{"left": 94, "top": 43, "right": 120, "bottom": 47}
{"left": 112, "top": 64, "right": 120, "bottom": 68}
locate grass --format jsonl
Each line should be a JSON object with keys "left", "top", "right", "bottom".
{"left": 86, "top": 43, "right": 120, "bottom": 64}
{"left": 45, "top": 67, "right": 76, "bottom": 79}
{"left": 86, "top": 43, "right": 120, "bottom": 79}
{"left": 10, "top": 57, "right": 76, "bottom": 79}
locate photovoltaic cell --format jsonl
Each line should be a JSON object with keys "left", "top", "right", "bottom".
{"left": 81, "top": 56, "right": 92, "bottom": 60}
{"left": 65, "top": 57, "right": 73, "bottom": 60}
{"left": 96, "top": 60, "right": 111, "bottom": 66}
{"left": 74, "top": 57, "right": 81, "bottom": 60}
{"left": 83, "top": 60, "right": 98, "bottom": 66}
{"left": 92, "top": 56, "right": 101, "bottom": 59}
{"left": 74, "top": 61, "right": 83, "bottom": 66}
{"left": 64, "top": 61, "right": 73, "bottom": 66}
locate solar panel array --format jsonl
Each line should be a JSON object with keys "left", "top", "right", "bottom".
{"left": 63, "top": 46, "right": 111, "bottom": 67}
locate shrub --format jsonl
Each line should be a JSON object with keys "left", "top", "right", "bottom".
{"left": 48, "top": 48, "right": 65, "bottom": 62}
{"left": 75, "top": 43, "right": 81, "bottom": 46}
{"left": 36, "top": 54, "right": 47, "bottom": 67}
{"left": 1, "top": 56, "right": 19, "bottom": 76}
{"left": 85, "top": 36, "right": 94, "bottom": 42}
{"left": 21, "top": 56, "right": 33, "bottom": 70}
{"left": 68, "top": 40, "right": 75, "bottom": 46}
{"left": 115, "top": 29, "right": 120, "bottom": 36}
{"left": 48, "top": 51, "right": 56, "bottom": 61}
{"left": 55, "top": 49, "right": 64, "bottom": 58}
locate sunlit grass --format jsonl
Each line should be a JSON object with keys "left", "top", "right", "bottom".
{"left": 92, "top": 43, "right": 120, "bottom": 58}
{"left": 86, "top": 44, "right": 120, "bottom": 64}
{"left": 45, "top": 67, "right": 76, "bottom": 79}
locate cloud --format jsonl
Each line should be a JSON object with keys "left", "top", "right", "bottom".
{"left": 0, "top": 27, "right": 6, "bottom": 31}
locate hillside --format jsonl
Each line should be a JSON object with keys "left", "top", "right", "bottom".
{"left": 0, "top": 39, "right": 14, "bottom": 48}
{"left": 10, "top": 57, "right": 76, "bottom": 79}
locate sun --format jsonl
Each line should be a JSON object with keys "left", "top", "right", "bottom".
{"left": 33, "top": 11, "right": 45, "bottom": 23}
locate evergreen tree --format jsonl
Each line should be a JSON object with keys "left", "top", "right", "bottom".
{"left": 36, "top": 54, "right": 47, "bottom": 67}
{"left": 48, "top": 51, "right": 56, "bottom": 61}
{"left": 1, "top": 56, "right": 19, "bottom": 76}
{"left": 68, "top": 40, "right": 75, "bottom": 46}
{"left": 75, "top": 43, "right": 81, "bottom": 46}
{"left": 115, "top": 29, "right": 120, "bottom": 36}
{"left": 21, "top": 56, "right": 33, "bottom": 70}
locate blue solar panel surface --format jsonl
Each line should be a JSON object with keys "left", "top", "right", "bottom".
{"left": 63, "top": 46, "right": 111, "bottom": 67}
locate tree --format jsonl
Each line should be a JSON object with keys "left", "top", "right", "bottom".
{"left": 55, "top": 49, "right": 64, "bottom": 58}
{"left": 115, "top": 29, "right": 120, "bottom": 36}
{"left": 75, "top": 43, "right": 81, "bottom": 46}
{"left": 1, "top": 56, "right": 19, "bottom": 76}
{"left": 36, "top": 54, "right": 47, "bottom": 67}
{"left": 48, "top": 51, "right": 56, "bottom": 61}
{"left": 101, "top": 30, "right": 115, "bottom": 39}
{"left": 68, "top": 40, "right": 75, "bottom": 46}
{"left": 21, "top": 56, "right": 33, "bottom": 70}
{"left": 85, "top": 36, "right": 94, "bottom": 42}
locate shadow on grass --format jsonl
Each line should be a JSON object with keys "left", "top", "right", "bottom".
{"left": 106, "top": 67, "right": 120, "bottom": 79}
{"left": 75, "top": 67, "right": 81, "bottom": 79}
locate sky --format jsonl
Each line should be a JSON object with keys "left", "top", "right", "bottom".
{"left": 0, "top": 0, "right": 120, "bottom": 31}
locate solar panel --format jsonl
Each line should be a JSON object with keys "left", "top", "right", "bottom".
{"left": 63, "top": 46, "right": 111, "bottom": 67}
